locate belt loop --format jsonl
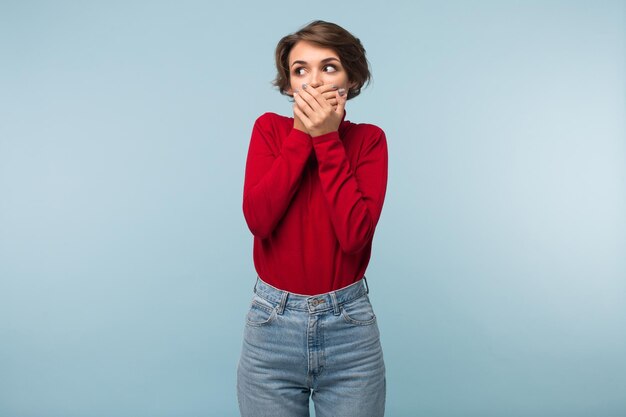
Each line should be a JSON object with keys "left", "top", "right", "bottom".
{"left": 253, "top": 276, "right": 259, "bottom": 294}
{"left": 277, "top": 290, "right": 288, "bottom": 315}
{"left": 330, "top": 292, "right": 340, "bottom": 316}
{"left": 363, "top": 276, "right": 369, "bottom": 294}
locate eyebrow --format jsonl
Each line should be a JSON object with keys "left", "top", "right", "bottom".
{"left": 290, "top": 57, "right": 340, "bottom": 67}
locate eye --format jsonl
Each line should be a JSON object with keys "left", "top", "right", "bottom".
{"left": 293, "top": 64, "right": 339, "bottom": 76}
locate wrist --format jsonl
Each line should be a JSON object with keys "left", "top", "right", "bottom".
{"left": 311, "top": 129, "right": 337, "bottom": 138}
{"left": 293, "top": 119, "right": 308, "bottom": 134}
{"left": 293, "top": 125, "right": 309, "bottom": 135}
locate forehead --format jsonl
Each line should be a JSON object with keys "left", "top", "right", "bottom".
{"left": 289, "top": 41, "right": 340, "bottom": 64}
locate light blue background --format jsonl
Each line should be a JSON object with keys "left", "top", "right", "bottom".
{"left": 1, "top": 1, "right": 625, "bottom": 416}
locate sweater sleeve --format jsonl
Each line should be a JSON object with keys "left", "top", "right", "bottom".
{"left": 242, "top": 113, "right": 313, "bottom": 239}
{"left": 311, "top": 126, "right": 388, "bottom": 254}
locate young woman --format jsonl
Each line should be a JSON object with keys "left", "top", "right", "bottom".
{"left": 237, "top": 20, "right": 388, "bottom": 417}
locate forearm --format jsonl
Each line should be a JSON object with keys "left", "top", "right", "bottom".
{"left": 312, "top": 130, "right": 388, "bottom": 254}
{"left": 243, "top": 127, "right": 313, "bottom": 238}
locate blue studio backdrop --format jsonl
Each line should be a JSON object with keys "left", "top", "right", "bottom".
{"left": 1, "top": 1, "right": 625, "bottom": 416}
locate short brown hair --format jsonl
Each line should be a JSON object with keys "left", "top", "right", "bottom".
{"left": 272, "top": 20, "right": 372, "bottom": 101}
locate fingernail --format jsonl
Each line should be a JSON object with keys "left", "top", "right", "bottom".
{"left": 302, "top": 83, "right": 308, "bottom": 89}
{"left": 338, "top": 88, "right": 346, "bottom": 96}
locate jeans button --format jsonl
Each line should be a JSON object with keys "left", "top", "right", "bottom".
{"left": 310, "top": 298, "right": 326, "bottom": 307}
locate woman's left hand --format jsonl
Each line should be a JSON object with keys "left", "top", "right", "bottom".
{"left": 293, "top": 83, "right": 347, "bottom": 137}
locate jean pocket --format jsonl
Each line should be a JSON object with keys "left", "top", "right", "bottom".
{"left": 340, "top": 295, "right": 377, "bottom": 326}
{"left": 245, "top": 294, "right": 277, "bottom": 327}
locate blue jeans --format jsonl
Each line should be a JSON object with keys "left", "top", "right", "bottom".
{"left": 236, "top": 275, "right": 386, "bottom": 417}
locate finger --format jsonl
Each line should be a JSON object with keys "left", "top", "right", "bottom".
{"left": 293, "top": 103, "right": 311, "bottom": 127}
{"left": 317, "top": 84, "right": 339, "bottom": 94}
{"left": 320, "top": 85, "right": 340, "bottom": 106}
{"left": 300, "top": 84, "right": 327, "bottom": 111}
{"left": 307, "top": 84, "right": 338, "bottom": 108}
{"left": 335, "top": 88, "right": 347, "bottom": 116}
{"left": 322, "top": 89, "right": 339, "bottom": 102}
{"left": 311, "top": 84, "right": 334, "bottom": 110}
{"left": 293, "top": 91, "right": 314, "bottom": 117}
{"left": 295, "top": 89, "right": 319, "bottom": 114}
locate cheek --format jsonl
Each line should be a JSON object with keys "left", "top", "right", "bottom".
{"left": 335, "top": 74, "right": 348, "bottom": 85}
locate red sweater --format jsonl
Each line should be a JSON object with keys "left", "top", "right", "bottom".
{"left": 242, "top": 109, "right": 388, "bottom": 295}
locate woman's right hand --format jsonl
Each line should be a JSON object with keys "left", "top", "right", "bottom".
{"left": 293, "top": 84, "right": 340, "bottom": 134}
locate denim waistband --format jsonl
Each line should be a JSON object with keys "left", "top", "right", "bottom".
{"left": 253, "top": 275, "right": 369, "bottom": 315}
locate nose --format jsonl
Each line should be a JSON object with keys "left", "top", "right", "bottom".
{"left": 309, "top": 70, "right": 323, "bottom": 88}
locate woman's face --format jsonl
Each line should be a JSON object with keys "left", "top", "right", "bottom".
{"left": 286, "top": 40, "right": 357, "bottom": 97}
